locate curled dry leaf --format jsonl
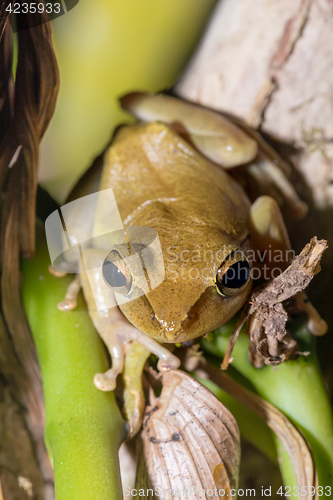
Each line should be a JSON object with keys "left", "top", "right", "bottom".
{"left": 0, "top": 1, "right": 12, "bottom": 42}
{"left": 142, "top": 370, "right": 240, "bottom": 500}
{"left": 202, "top": 364, "right": 319, "bottom": 500}
{"left": 0, "top": 6, "right": 59, "bottom": 495}
{"left": 222, "top": 237, "right": 328, "bottom": 369}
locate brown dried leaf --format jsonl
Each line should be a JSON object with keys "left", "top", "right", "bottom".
{"left": 11, "top": 12, "right": 59, "bottom": 256}
{"left": 0, "top": 7, "right": 59, "bottom": 494}
{"left": 222, "top": 237, "right": 327, "bottom": 369}
{"left": 0, "top": 1, "right": 12, "bottom": 42}
{"left": 0, "top": 22, "right": 14, "bottom": 181}
{"left": 250, "top": 237, "right": 327, "bottom": 306}
{"left": 134, "top": 437, "right": 157, "bottom": 500}
{"left": 203, "top": 365, "right": 318, "bottom": 500}
{"left": 0, "top": 313, "right": 52, "bottom": 500}
{"left": 142, "top": 370, "right": 240, "bottom": 500}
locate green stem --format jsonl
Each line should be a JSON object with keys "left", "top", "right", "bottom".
{"left": 201, "top": 320, "right": 333, "bottom": 489}
{"left": 22, "top": 225, "right": 126, "bottom": 500}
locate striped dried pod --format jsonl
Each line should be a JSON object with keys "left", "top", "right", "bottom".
{"left": 142, "top": 370, "right": 240, "bottom": 500}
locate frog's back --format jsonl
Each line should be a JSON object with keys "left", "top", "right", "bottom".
{"left": 100, "top": 122, "right": 250, "bottom": 247}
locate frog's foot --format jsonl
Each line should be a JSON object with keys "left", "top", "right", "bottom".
{"left": 249, "top": 195, "right": 292, "bottom": 278}
{"left": 94, "top": 326, "right": 180, "bottom": 393}
{"left": 120, "top": 92, "right": 258, "bottom": 168}
{"left": 123, "top": 326, "right": 180, "bottom": 372}
{"left": 57, "top": 275, "right": 81, "bottom": 311}
{"left": 249, "top": 153, "right": 308, "bottom": 220}
{"left": 91, "top": 308, "right": 180, "bottom": 394}
{"left": 294, "top": 291, "right": 328, "bottom": 337}
{"left": 94, "top": 335, "right": 125, "bottom": 391}
{"left": 48, "top": 265, "right": 67, "bottom": 278}
{"left": 93, "top": 317, "right": 180, "bottom": 438}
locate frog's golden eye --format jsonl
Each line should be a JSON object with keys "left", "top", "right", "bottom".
{"left": 102, "top": 250, "right": 132, "bottom": 295}
{"left": 215, "top": 250, "right": 251, "bottom": 297}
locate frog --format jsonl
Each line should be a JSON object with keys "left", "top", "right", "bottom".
{"left": 51, "top": 93, "right": 327, "bottom": 437}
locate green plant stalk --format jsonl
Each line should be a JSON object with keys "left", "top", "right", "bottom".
{"left": 22, "top": 225, "right": 126, "bottom": 500}
{"left": 201, "top": 321, "right": 333, "bottom": 490}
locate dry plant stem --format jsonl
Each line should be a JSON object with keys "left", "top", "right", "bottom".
{"left": 221, "top": 308, "right": 248, "bottom": 371}
{"left": 222, "top": 238, "right": 327, "bottom": 369}
{"left": 201, "top": 365, "right": 318, "bottom": 500}
{"left": 22, "top": 225, "right": 126, "bottom": 500}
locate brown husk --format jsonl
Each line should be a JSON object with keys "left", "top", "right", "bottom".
{"left": 142, "top": 370, "right": 240, "bottom": 500}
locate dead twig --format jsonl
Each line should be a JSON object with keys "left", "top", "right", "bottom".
{"left": 222, "top": 237, "right": 327, "bottom": 368}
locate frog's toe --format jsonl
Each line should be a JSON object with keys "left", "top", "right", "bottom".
{"left": 294, "top": 292, "right": 328, "bottom": 337}
{"left": 57, "top": 299, "right": 77, "bottom": 311}
{"left": 48, "top": 265, "right": 67, "bottom": 277}
{"left": 94, "top": 372, "right": 117, "bottom": 391}
{"left": 308, "top": 317, "right": 328, "bottom": 337}
{"left": 157, "top": 354, "right": 181, "bottom": 372}
{"left": 57, "top": 275, "right": 81, "bottom": 312}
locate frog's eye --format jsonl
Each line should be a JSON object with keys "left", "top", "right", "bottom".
{"left": 215, "top": 250, "right": 251, "bottom": 297}
{"left": 102, "top": 250, "right": 132, "bottom": 295}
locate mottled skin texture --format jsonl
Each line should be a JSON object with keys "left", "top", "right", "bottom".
{"left": 96, "top": 122, "right": 252, "bottom": 342}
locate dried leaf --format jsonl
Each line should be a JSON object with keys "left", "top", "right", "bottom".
{"left": 142, "top": 370, "right": 240, "bottom": 500}
{"left": 222, "top": 237, "right": 328, "bottom": 368}
{"left": 203, "top": 365, "right": 318, "bottom": 500}
{"left": 0, "top": 1, "right": 12, "bottom": 42}
{"left": 0, "top": 312, "right": 52, "bottom": 499}
{"left": 134, "top": 437, "right": 157, "bottom": 500}
{"left": 0, "top": 6, "right": 59, "bottom": 493}
{"left": 0, "top": 22, "right": 14, "bottom": 181}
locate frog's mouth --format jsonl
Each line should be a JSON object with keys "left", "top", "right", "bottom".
{"left": 120, "top": 283, "right": 251, "bottom": 343}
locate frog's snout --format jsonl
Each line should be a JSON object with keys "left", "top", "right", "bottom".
{"left": 120, "top": 282, "right": 251, "bottom": 344}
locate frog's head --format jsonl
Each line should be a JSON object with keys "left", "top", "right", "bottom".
{"left": 101, "top": 240, "right": 252, "bottom": 343}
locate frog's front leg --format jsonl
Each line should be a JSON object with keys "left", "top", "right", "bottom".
{"left": 57, "top": 266, "right": 180, "bottom": 390}
{"left": 56, "top": 248, "right": 180, "bottom": 435}
{"left": 79, "top": 248, "right": 180, "bottom": 392}
{"left": 85, "top": 304, "right": 180, "bottom": 392}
